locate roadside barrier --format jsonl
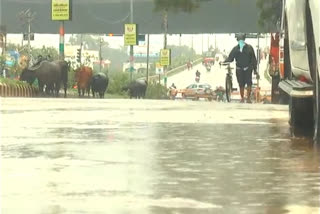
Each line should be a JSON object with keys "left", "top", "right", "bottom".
{"left": 0, "top": 83, "right": 38, "bottom": 97}
{"left": 147, "top": 57, "right": 203, "bottom": 83}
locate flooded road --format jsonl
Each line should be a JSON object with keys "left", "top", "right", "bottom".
{"left": 1, "top": 98, "right": 319, "bottom": 214}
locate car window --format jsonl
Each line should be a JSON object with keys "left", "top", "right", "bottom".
{"left": 200, "top": 84, "right": 211, "bottom": 89}
{"left": 192, "top": 84, "right": 198, "bottom": 89}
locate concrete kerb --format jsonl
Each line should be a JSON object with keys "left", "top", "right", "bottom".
{"left": 0, "top": 83, "right": 33, "bottom": 97}
{"left": 7, "top": 84, "right": 12, "bottom": 97}
{"left": 0, "top": 83, "right": 4, "bottom": 97}
{"left": 31, "top": 86, "right": 38, "bottom": 97}
{"left": 17, "top": 85, "right": 22, "bottom": 97}
{"left": 23, "top": 85, "right": 28, "bottom": 97}
{"left": 22, "top": 85, "right": 28, "bottom": 97}
{"left": 13, "top": 85, "right": 18, "bottom": 97}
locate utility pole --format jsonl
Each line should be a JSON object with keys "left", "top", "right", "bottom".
{"left": 191, "top": 35, "right": 193, "bottom": 59}
{"left": 146, "top": 34, "right": 150, "bottom": 83}
{"left": 99, "top": 37, "right": 102, "bottom": 73}
{"left": 163, "top": 8, "right": 168, "bottom": 88}
{"left": 18, "top": 9, "right": 36, "bottom": 59}
{"left": 0, "top": 25, "right": 6, "bottom": 76}
{"left": 207, "top": 34, "right": 210, "bottom": 51}
{"left": 129, "top": 0, "right": 134, "bottom": 82}
{"left": 0, "top": 25, "right": 6, "bottom": 56}
{"left": 201, "top": 34, "right": 203, "bottom": 54}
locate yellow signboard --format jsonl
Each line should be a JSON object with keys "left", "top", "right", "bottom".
{"left": 52, "top": 0, "right": 71, "bottom": 21}
{"left": 160, "top": 49, "right": 171, "bottom": 66}
{"left": 124, "top": 24, "right": 137, "bottom": 46}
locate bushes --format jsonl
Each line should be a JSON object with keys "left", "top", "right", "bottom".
{"left": 145, "top": 83, "right": 168, "bottom": 99}
{"left": 107, "top": 71, "right": 130, "bottom": 95}
{"left": 0, "top": 78, "right": 29, "bottom": 87}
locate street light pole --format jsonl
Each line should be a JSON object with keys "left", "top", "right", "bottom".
{"left": 163, "top": 8, "right": 168, "bottom": 88}
{"left": 99, "top": 37, "right": 102, "bottom": 73}
{"left": 27, "top": 17, "right": 31, "bottom": 57}
{"left": 18, "top": 9, "right": 35, "bottom": 59}
{"left": 146, "top": 34, "right": 150, "bottom": 83}
{"left": 207, "top": 34, "right": 209, "bottom": 51}
{"left": 129, "top": 0, "right": 134, "bottom": 82}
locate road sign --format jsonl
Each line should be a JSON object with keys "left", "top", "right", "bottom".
{"left": 156, "top": 62, "right": 163, "bottom": 74}
{"left": 138, "top": 34, "right": 145, "bottom": 42}
{"left": 124, "top": 24, "right": 137, "bottom": 46}
{"left": 52, "top": 0, "right": 71, "bottom": 21}
{"left": 160, "top": 49, "right": 171, "bottom": 66}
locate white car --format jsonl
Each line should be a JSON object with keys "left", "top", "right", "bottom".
{"left": 179, "top": 83, "right": 215, "bottom": 101}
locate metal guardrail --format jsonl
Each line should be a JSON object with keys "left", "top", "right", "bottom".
{"left": 148, "top": 57, "right": 203, "bottom": 83}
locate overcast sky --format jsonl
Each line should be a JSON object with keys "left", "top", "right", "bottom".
{"left": 6, "top": 33, "right": 270, "bottom": 55}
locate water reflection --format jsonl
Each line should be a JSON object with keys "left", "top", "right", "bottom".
{"left": 1, "top": 116, "right": 320, "bottom": 213}
{"left": 151, "top": 123, "right": 320, "bottom": 214}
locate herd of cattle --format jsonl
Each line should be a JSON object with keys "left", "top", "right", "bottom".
{"left": 19, "top": 59, "right": 148, "bottom": 99}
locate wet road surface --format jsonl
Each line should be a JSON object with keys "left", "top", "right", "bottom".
{"left": 1, "top": 98, "right": 320, "bottom": 214}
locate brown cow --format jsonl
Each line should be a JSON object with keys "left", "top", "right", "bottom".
{"left": 75, "top": 66, "right": 93, "bottom": 97}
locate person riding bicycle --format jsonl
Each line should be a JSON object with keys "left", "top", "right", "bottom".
{"left": 169, "top": 83, "right": 178, "bottom": 99}
{"left": 221, "top": 33, "right": 258, "bottom": 103}
{"left": 196, "top": 70, "right": 201, "bottom": 77}
{"left": 195, "top": 70, "right": 201, "bottom": 82}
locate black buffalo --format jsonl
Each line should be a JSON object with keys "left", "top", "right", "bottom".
{"left": 20, "top": 60, "right": 69, "bottom": 97}
{"left": 53, "top": 60, "right": 69, "bottom": 98}
{"left": 20, "top": 61, "right": 61, "bottom": 97}
{"left": 123, "top": 79, "right": 148, "bottom": 99}
{"left": 91, "top": 73, "right": 109, "bottom": 98}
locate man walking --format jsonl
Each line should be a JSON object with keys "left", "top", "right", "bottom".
{"left": 221, "top": 33, "right": 258, "bottom": 103}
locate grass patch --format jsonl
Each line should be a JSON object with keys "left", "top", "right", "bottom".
{"left": 145, "top": 83, "right": 168, "bottom": 99}
{"left": 0, "top": 78, "right": 30, "bottom": 87}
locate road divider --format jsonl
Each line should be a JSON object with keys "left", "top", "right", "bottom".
{"left": 0, "top": 82, "right": 38, "bottom": 97}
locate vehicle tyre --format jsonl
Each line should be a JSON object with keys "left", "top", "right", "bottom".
{"left": 289, "top": 97, "right": 313, "bottom": 137}
{"left": 306, "top": 4, "right": 320, "bottom": 143}
{"left": 284, "top": 12, "right": 313, "bottom": 137}
{"left": 271, "top": 74, "right": 280, "bottom": 104}
{"left": 225, "top": 76, "right": 232, "bottom": 102}
{"left": 312, "top": 66, "right": 320, "bottom": 143}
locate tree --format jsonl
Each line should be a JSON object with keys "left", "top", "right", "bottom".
{"left": 68, "top": 34, "right": 109, "bottom": 50}
{"left": 154, "top": 0, "right": 201, "bottom": 13}
{"left": 256, "top": 0, "right": 282, "bottom": 32}
{"left": 153, "top": 0, "right": 202, "bottom": 86}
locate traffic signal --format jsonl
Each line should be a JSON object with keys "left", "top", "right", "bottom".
{"left": 23, "top": 33, "right": 34, "bottom": 41}
{"left": 76, "top": 48, "right": 81, "bottom": 63}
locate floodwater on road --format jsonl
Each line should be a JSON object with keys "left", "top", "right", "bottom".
{"left": 0, "top": 98, "right": 319, "bottom": 214}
